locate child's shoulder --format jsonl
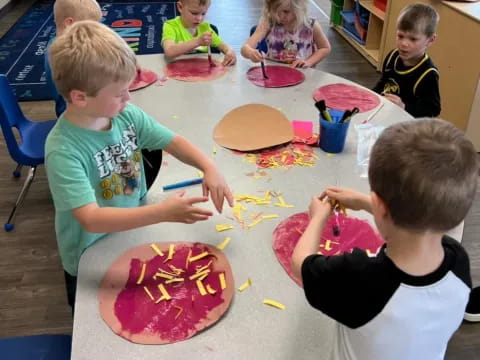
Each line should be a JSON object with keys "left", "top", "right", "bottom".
{"left": 163, "top": 16, "right": 183, "bottom": 28}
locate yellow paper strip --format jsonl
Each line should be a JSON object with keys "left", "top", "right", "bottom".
{"left": 153, "top": 272, "right": 174, "bottom": 280}
{"left": 238, "top": 278, "right": 252, "bottom": 292}
{"left": 136, "top": 263, "right": 146, "bottom": 285}
{"left": 213, "top": 146, "right": 217, "bottom": 154}
{"left": 143, "top": 286, "right": 154, "bottom": 301}
{"left": 215, "top": 224, "right": 234, "bottom": 232}
{"left": 189, "top": 269, "right": 210, "bottom": 280}
{"left": 189, "top": 251, "right": 209, "bottom": 263}
{"left": 217, "top": 237, "right": 231, "bottom": 250}
{"left": 196, "top": 280, "right": 207, "bottom": 296}
{"left": 263, "top": 299, "right": 285, "bottom": 310}
{"left": 186, "top": 249, "right": 192, "bottom": 269}
{"left": 247, "top": 218, "right": 263, "bottom": 228}
{"left": 219, "top": 273, "right": 226, "bottom": 290}
{"left": 157, "top": 283, "right": 171, "bottom": 300}
{"left": 164, "top": 244, "right": 175, "bottom": 263}
{"left": 206, "top": 284, "right": 217, "bottom": 295}
{"left": 174, "top": 305, "right": 183, "bottom": 320}
{"left": 195, "top": 260, "right": 213, "bottom": 274}
{"left": 165, "top": 278, "right": 185, "bottom": 284}
{"left": 150, "top": 244, "right": 164, "bottom": 257}
{"left": 262, "top": 214, "right": 279, "bottom": 219}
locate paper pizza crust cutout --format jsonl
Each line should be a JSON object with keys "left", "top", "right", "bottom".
{"left": 213, "top": 103, "right": 294, "bottom": 151}
{"left": 129, "top": 68, "right": 158, "bottom": 91}
{"left": 246, "top": 65, "right": 305, "bottom": 88}
{"left": 312, "top": 83, "right": 381, "bottom": 113}
{"left": 98, "top": 242, "right": 234, "bottom": 344}
{"left": 164, "top": 58, "right": 226, "bottom": 82}
{"left": 273, "top": 212, "right": 385, "bottom": 286}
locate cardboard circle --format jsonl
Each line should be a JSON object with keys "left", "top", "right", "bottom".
{"left": 98, "top": 242, "right": 234, "bottom": 344}
{"left": 213, "top": 103, "right": 294, "bottom": 151}
{"left": 272, "top": 212, "right": 384, "bottom": 286}
{"left": 246, "top": 65, "right": 305, "bottom": 88}
{"left": 312, "top": 83, "right": 381, "bottom": 113}
{"left": 164, "top": 58, "right": 226, "bottom": 82}
{"left": 129, "top": 68, "right": 158, "bottom": 91}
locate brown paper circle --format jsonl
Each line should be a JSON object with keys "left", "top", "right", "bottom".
{"left": 98, "top": 242, "right": 234, "bottom": 344}
{"left": 213, "top": 103, "right": 294, "bottom": 151}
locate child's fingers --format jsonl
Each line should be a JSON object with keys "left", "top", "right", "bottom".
{"left": 187, "top": 196, "right": 210, "bottom": 205}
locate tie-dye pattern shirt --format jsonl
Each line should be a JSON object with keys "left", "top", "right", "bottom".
{"left": 265, "top": 18, "right": 316, "bottom": 63}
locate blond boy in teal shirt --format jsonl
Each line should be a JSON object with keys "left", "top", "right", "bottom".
{"left": 162, "top": 0, "right": 236, "bottom": 66}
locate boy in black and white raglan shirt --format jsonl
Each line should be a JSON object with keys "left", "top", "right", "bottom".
{"left": 292, "top": 119, "right": 478, "bottom": 360}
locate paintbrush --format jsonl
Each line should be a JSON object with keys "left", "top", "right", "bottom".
{"left": 314, "top": 100, "right": 333, "bottom": 122}
{"left": 207, "top": 46, "right": 215, "bottom": 67}
{"left": 260, "top": 51, "right": 269, "bottom": 79}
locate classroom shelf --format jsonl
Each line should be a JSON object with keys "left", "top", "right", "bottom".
{"left": 359, "top": 0, "right": 385, "bottom": 20}
{"left": 333, "top": 25, "right": 378, "bottom": 67}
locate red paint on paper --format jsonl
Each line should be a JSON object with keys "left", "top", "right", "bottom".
{"left": 247, "top": 65, "right": 305, "bottom": 88}
{"left": 312, "top": 83, "right": 381, "bottom": 113}
{"left": 164, "top": 58, "right": 226, "bottom": 82}
{"left": 273, "top": 212, "right": 385, "bottom": 285}
{"left": 129, "top": 68, "right": 158, "bottom": 91}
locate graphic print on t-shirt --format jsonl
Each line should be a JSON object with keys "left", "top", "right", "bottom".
{"left": 382, "top": 78, "right": 400, "bottom": 95}
{"left": 93, "top": 124, "right": 142, "bottom": 199}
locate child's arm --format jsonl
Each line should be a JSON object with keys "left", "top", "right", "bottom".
{"left": 164, "top": 135, "right": 234, "bottom": 213}
{"left": 291, "top": 195, "right": 332, "bottom": 281}
{"left": 72, "top": 192, "right": 213, "bottom": 233}
{"left": 324, "top": 187, "right": 372, "bottom": 213}
{"left": 217, "top": 42, "right": 236, "bottom": 66}
{"left": 241, "top": 19, "right": 270, "bottom": 63}
{"left": 163, "top": 32, "right": 212, "bottom": 58}
{"left": 292, "top": 21, "right": 331, "bottom": 68}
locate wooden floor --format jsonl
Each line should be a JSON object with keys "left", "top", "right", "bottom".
{"left": 0, "top": 0, "right": 478, "bottom": 358}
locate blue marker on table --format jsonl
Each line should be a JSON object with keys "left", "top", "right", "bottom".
{"left": 162, "top": 178, "right": 203, "bottom": 191}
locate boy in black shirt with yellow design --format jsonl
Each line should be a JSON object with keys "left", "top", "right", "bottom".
{"left": 373, "top": 4, "right": 440, "bottom": 117}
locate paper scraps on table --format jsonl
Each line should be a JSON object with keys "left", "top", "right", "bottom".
{"left": 263, "top": 299, "right": 285, "bottom": 310}
{"left": 236, "top": 143, "right": 319, "bottom": 170}
{"left": 291, "top": 120, "right": 318, "bottom": 145}
{"left": 216, "top": 237, "right": 231, "bottom": 250}
{"left": 238, "top": 278, "right": 252, "bottom": 292}
{"left": 215, "top": 224, "right": 234, "bottom": 232}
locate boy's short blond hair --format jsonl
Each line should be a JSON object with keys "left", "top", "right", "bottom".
{"left": 179, "top": 0, "right": 211, "bottom": 6}
{"left": 49, "top": 20, "right": 137, "bottom": 100}
{"left": 54, "top": 0, "right": 102, "bottom": 25}
{"left": 369, "top": 119, "right": 478, "bottom": 232}
{"left": 397, "top": 3, "right": 439, "bottom": 38}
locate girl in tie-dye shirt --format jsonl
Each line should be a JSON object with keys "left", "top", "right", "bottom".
{"left": 241, "top": 0, "right": 330, "bottom": 68}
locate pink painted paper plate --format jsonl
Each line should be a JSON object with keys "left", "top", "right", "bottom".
{"left": 247, "top": 65, "right": 305, "bottom": 88}
{"left": 312, "top": 83, "right": 381, "bottom": 113}
{"left": 129, "top": 68, "right": 158, "bottom": 91}
{"left": 164, "top": 58, "right": 226, "bottom": 82}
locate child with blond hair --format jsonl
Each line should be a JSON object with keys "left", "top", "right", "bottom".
{"left": 241, "top": 0, "right": 330, "bottom": 68}
{"left": 161, "top": 0, "right": 236, "bottom": 66}
{"left": 46, "top": 20, "right": 233, "bottom": 310}
{"left": 45, "top": 0, "right": 103, "bottom": 117}
{"left": 292, "top": 118, "right": 478, "bottom": 359}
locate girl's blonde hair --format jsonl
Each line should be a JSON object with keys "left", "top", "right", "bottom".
{"left": 54, "top": 0, "right": 102, "bottom": 25}
{"left": 263, "top": 0, "right": 308, "bottom": 29}
{"left": 49, "top": 21, "right": 137, "bottom": 100}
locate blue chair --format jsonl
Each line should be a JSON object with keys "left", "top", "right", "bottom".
{"left": 250, "top": 25, "right": 268, "bottom": 54}
{"left": 0, "top": 334, "right": 71, "bottom": 360}
{"left": 0, "top": 74, "right": 56, "bottom": 231}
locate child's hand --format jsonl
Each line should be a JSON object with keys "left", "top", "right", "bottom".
{"left": 248, "top": 48, "right": 265, "bottom": 63}
{"left": 308, "top": 195, "right": 332, "bottom": 221}
{"left": 197, "top": 32, "right": 213, "bottom": 47}
{"left": 291, "top": 59, "right": 309, "bottom": 68}
{"left": 202, "top": 168, "right": 234, "bottom": 213}
{"left": 383, "top": 94, "right": 405, "bottom": 110}
{"left": 160, "top": 190, "right": 213, "bottom": 224}
{"left": 222, "top": 50, "right": 236, "bottom": 66}
{"left": 324, "top": 187, "right": 370, "bottom": 212}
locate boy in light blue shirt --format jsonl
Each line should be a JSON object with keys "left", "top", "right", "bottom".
{"left": 46, "top": 20, "right": 233, "bottom": 311}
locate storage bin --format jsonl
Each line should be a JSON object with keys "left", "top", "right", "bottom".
{"left": 331, "top": 3, "right": 344, "bottom": 25}
{"left": 341, "top": 10, "right": 366, "bottom": 45}
{"left": 374, "top": 0, "right": 387, "bottom": 12}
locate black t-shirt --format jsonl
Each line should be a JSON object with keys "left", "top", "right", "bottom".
{"left": 373, "top": 49, "right": 441, "bottom": 118}
{"left": 302, "top": 236, "right": 471, "bottom": 360}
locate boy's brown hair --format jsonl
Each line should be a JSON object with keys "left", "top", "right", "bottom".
{"left": 369, "top": 119, "right": 478, "bottom": 232}
{"left": 54, "top": 0, "right": 102, "bottom": 25}
{"left": 49, "top": 21, "right": 137, "bottom": 101}
{"left": 397, "top": 3, "right": 439, "bottom": 38}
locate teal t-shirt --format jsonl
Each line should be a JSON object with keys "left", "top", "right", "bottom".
{"left": 161, "top": 16, "right": 222, "bottom": 53}
{"left": 45, "top": 103, "right": 175, "bottom": 276}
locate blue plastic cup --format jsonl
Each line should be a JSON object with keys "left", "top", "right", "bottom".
{"left": 319, "top": 109, "right": 350, "bottom": 153}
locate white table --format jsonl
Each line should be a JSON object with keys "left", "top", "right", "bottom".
{"left": 71, "top": 55, "right": 459, "bottom": 359}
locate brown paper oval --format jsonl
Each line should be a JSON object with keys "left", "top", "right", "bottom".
{"left": 98, "top": 242, "right": 234, "bottom": 344}
{"left": 213, "top": 103, "right": 294, "bottom": 151}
